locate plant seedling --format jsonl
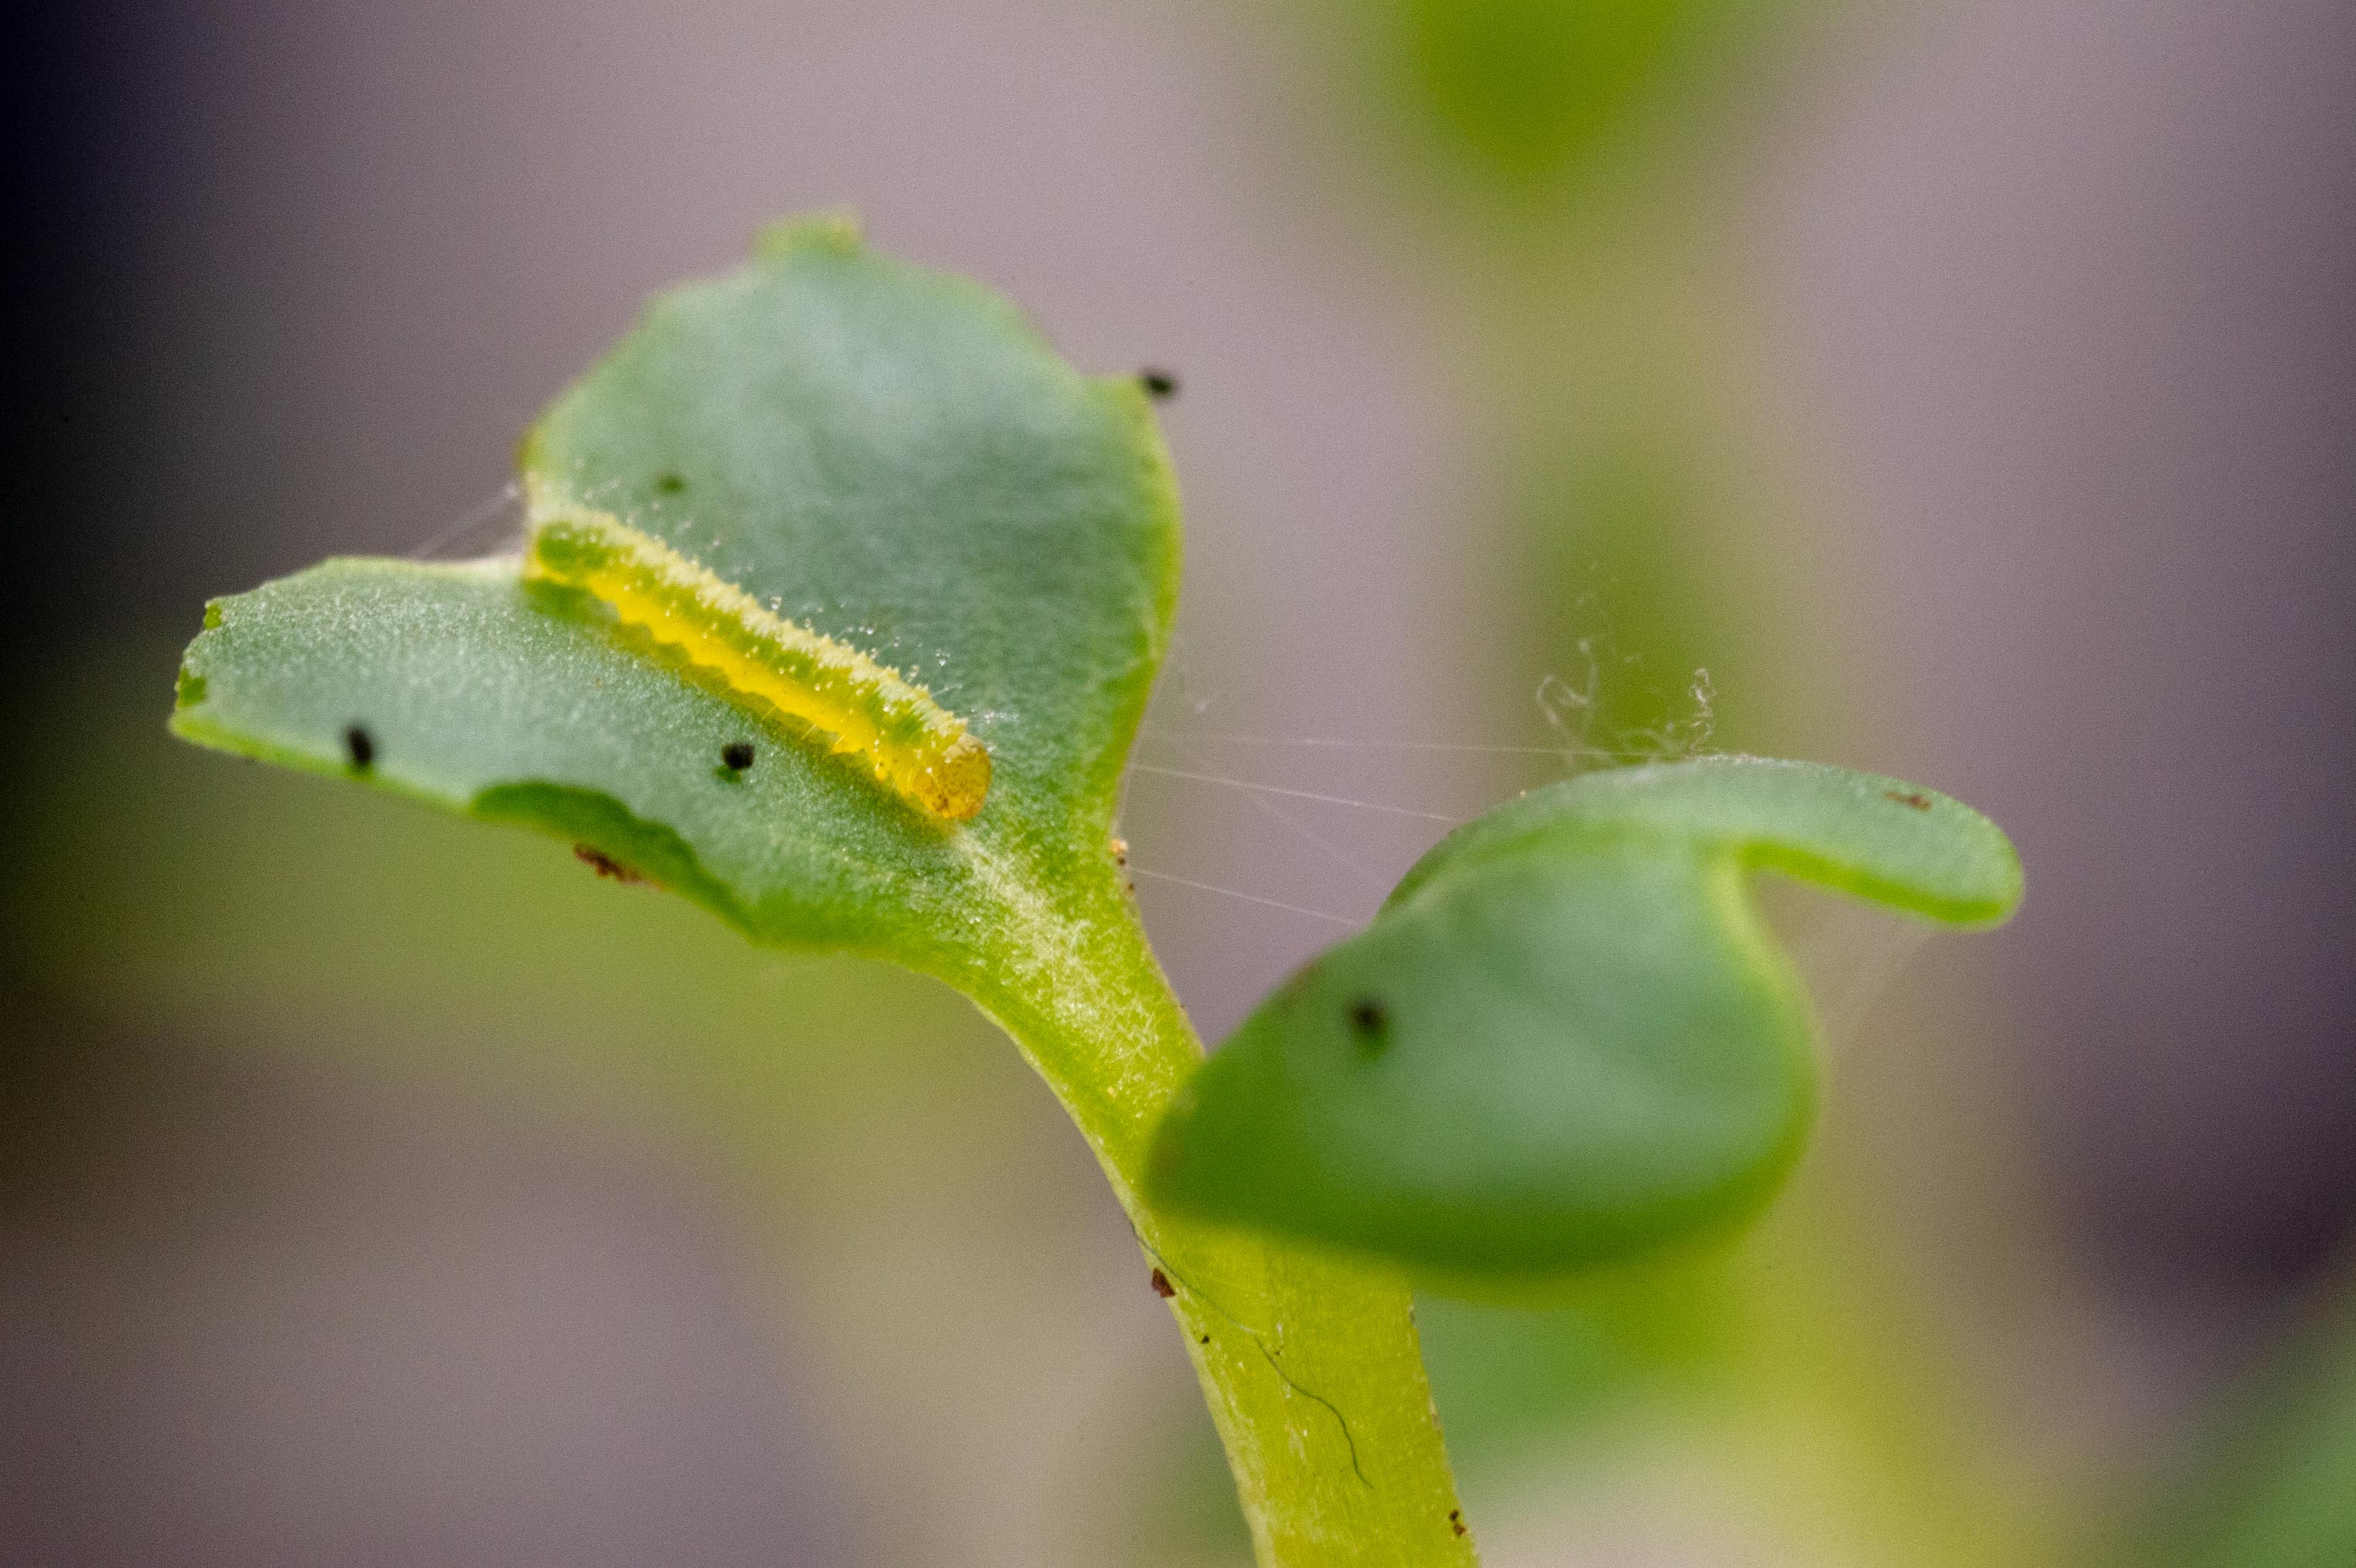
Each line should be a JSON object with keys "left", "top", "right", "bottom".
{"left": 169, "top": 217, "right": 2019, "bottom": 1565}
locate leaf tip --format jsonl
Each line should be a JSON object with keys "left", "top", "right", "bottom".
{"left": 753, "top": 209, "right": 864, "bottom": 263}
{"left": 1954, "top": 831, "right": 2027, "bottom": 928}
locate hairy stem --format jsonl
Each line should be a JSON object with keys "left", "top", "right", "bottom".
{"left": 958, "top": 862, "right": 1478, "bottom": 1566}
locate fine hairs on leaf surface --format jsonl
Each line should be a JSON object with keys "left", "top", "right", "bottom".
{"left": 166, "top": 213, "right": 2021, "bottom": 1566}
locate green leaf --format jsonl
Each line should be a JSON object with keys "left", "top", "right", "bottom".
{"left": 176, "top": 216, "right": 1174, "bottom": 979}
{"left": 169, "top": 218, "right": 1478, "bottom": 1566}
{"left": 1146, "top": 757, "right": 2023, "bottom": 1277}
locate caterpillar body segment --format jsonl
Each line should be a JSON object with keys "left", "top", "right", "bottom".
{"left": 524, "top": 509, "right": 990, "bottom": 821}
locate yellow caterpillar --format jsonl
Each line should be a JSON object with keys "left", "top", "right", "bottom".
{"left": 524, "top": 506, "right": 991, "bottom": 822}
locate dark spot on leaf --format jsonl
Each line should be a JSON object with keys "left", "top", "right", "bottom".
{"left": 1449, "top": 1509, "right": 1466, "bottom": 1537}
{"left": 1199, "top": 1334, "right": 1211, "bottom": 1345}
{"left": 1885, "top": 790, "right": 1932, "bottom": 811}
{"left": 572, "top": 844, "right": 649, "bottom": 885}
{"left": 721, "top": 740, "right": 756, "bottom": 771}
{"left": 344, "top": 725, "right": 374, "bottom": 769}
{"left": 1110, "top": 835, "right": 1129, "bottom": 867}
{"left": 654, "top": 471, "right": 687, "bottom": 495}
{"left": 1149, "top": 1267, "right": 1176, "bottom": 1298}
{"left": 1139, "top": 368, "right": 1179, "bottom": 400}
{"left": 1347, "top": 997, "right": 1391, "bottom": 1057}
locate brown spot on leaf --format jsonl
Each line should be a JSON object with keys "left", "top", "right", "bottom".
{"left": 1885, "top": 790, "right": 1932, "bottom": 811}
{"left": 573, "top": 844, "right": 649, "bottom": 885}
{"left": 1449, "top": 1509, "right": 1466, "bottom": 1537}
{"left": 1149, "top": 1267, "right": 1176, "bottom": 1298}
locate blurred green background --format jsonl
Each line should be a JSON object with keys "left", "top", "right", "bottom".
{"left": 5, "top": 2, "right": 2352, "bottom": 1563}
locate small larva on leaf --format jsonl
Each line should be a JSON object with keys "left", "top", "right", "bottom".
{"left": 523, "top": 505, "right": 990, "bottom": 821}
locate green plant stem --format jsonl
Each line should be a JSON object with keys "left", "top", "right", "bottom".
{"left": 953, "top": 855, "right": 1478, "bottom": 1566}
